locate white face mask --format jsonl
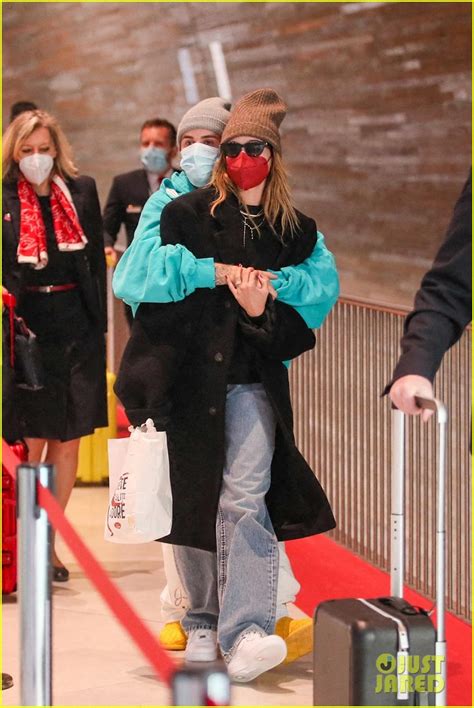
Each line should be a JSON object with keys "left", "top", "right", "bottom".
{"left": 19, "top": 154, "right": 54, "bottom": 186}
{"left": 180, "top": 143, "right": 219, "bottom": 187}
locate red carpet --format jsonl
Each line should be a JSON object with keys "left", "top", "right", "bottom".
{"left": 287, "top": 534, "right": 472, "bottom": 706}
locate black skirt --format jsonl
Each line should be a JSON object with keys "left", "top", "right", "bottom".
{"left": 12, "top": 289, "right": 108, "bottom": 442}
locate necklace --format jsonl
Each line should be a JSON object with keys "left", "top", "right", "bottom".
{"left": 239, "top": 208, "right": 264, "bottom": 247}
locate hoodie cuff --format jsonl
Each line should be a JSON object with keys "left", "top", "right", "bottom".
{"left": 195, "top": 258, "right": 216, "bottom": 289}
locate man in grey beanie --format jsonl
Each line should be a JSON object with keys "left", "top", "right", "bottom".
{"left": 114, "top": 96, "right": 235, "bottom": 309}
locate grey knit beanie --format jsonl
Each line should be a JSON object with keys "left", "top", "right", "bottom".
{"left": 177, "top": 97, "right": 232, "bottom": 147}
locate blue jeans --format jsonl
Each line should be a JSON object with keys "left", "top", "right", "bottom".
{"left": 174, "top": 383, "right": 279, "bottom": 657}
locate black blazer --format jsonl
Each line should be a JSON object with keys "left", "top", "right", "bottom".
{"left": 102, "top": 169, "right": 150, "bottom": 248}
{"left": 2, "top": 175, "right": 107, "bottom": 332}
{"left": 389, "top": 169, "right": 472, "bottom": 386}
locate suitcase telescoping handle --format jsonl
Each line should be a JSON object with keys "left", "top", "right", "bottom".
{"left": 391, "top": 396, "right": 447, "bottom": 706}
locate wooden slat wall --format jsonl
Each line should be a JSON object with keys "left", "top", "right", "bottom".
{"left": 3, "top": 2, "right": 471, "bottom": 308}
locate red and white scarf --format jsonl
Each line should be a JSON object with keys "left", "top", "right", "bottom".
{"left": 17, "top": 175, "right": 88, "bottom": 269}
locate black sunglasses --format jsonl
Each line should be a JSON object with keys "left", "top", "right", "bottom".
{"left": 221, "top": 141, "right": 270, "bottom": 158}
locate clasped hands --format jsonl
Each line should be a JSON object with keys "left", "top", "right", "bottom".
{"left": 215, "top": 263, "right": 277, "bottom": 318}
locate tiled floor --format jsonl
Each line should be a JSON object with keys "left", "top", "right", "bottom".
{"left": 2, "top": 487, "right": 313, "bottom": 706}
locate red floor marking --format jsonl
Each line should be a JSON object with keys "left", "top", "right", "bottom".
{"left": 286, "top": 534, "right": 472, "bottom": 706}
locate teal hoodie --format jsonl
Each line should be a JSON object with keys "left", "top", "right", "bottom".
{"left": 113, "top": 170, "right": 339, "bottom": 329}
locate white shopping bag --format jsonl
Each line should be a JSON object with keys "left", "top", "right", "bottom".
{"left": 104, "top": 419, "right": 172, "bottom": 543}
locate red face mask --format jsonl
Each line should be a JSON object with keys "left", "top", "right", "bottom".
{"left": 225, "top": 152, "right": 270, "bottom": 191}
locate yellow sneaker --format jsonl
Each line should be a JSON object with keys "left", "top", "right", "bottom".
{"left": 159, "top": 621, "right": 187, "bottom": 651}
{"left": 275, "top": 616, "right": 313, "bottom": 664}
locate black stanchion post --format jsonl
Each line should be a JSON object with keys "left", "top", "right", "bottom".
{"left": 18, "top": 463, "right": 55, "bottom": 706}
{"left": 171, "top": 663, "right": 231, "bottom": 706}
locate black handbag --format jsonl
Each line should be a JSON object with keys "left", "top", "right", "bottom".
{"left": 12, "top": 314, "right": 45, "bottom": 391}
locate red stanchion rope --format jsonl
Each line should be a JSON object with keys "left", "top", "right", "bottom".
{"left": 2, "top": 439, "right": 178, "bottom": 686}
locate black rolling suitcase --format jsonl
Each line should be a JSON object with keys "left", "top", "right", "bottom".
{"left": 313, "top": 398, "right": 448, "bottom": 706}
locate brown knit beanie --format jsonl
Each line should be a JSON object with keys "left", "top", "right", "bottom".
{"left": 177, "top": 97, "right": 232, "bottom": 147}
{"left": 220, "top": 88, "right": 287, "bottom": 153}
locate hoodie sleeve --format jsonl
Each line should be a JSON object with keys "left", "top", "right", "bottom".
{"left": 269, "top": 231, "right": 339, "bottom": 330}
{"left": 112, "top": 179, "right": 215, "bottom": 313}
{"left": 114, "top": 178, "right": 339, "bottom": 327}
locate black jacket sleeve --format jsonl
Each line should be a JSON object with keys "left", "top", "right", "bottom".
{"left": 114, "top": 295, "right": 202, "bottom": 427}
{"left": 387, "top": 169, "right": 472, "bottom": 388}
{"left": 239, "top": 297, "right": 316, "bottom": 361}
{"left": 102, "top": 177, "right": 124, "bottom": 247}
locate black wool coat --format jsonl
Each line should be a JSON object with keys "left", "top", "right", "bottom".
{"left": 2, "top": 175, "right": 107, "bottom": 442}
{"left": 115, "top": 188, "right": 336, "bottom": 551}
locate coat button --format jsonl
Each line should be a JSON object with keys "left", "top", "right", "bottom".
{"left": 208, "top": 406, "right": 217, "bottom": 416}
{"left": 214, "top": 352, "right": 224, "bottom": 363}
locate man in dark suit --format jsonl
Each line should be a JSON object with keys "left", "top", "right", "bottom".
{"left": 103, "top": 117, "right": 177, "bottom": 325}
{"left": 388, "top": 169, "right": 471, "bottom": 420}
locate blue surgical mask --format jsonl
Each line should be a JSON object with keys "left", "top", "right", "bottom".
{"left": 180, "top": 143, "right": 219, "bottom": 187}
{"left": 140, "top": 146, "right": 169, "bottom": 174}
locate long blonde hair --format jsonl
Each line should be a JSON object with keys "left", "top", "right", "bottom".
{"left": 2, "top": 110, "right": 78, "bottom": 182}
{"left": 209, "top": 149, "right": 300, "bottom": 239}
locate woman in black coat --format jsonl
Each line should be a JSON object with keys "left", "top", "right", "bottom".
{"left": 2, "top": 110, "right": 107, "bottom": 581}
{"left": 116, "top": 89, "right": 335, "bottom": 681}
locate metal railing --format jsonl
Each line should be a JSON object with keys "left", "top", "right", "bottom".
{"left": 289, "top": 296, "right": 471, "bottom": 622}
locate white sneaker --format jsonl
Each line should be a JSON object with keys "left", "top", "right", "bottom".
{"left": 185, "top": 628, "right": 218, "bottom": 662}
{"left": 227, "top": 632, "right": 287, "bottom": 682}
